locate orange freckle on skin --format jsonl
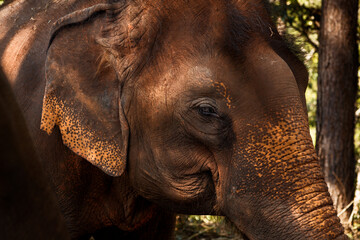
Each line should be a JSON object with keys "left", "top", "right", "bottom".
{"left": 211, "top": 80, "right": 233, "bottom": 109}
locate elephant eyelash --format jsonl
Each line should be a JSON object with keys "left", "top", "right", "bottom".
{"left": 197, "top": 104, "right": 219, "bottom": 118}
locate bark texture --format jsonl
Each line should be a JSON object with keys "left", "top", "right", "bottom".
{"left": 316, "top": 0, "right": 359, "bottom": 225}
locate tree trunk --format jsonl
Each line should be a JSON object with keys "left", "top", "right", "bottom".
{"left": 316, "top": 0, "right": 359, "bottom": 226}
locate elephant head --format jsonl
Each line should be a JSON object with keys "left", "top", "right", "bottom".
{"left": 40, "top": 0, "right": 347, "bottom": 239}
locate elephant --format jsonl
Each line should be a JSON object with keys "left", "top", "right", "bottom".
{"left": 0, "top": 0, "right": 348, "bottom": 239}
{"left": 0, "top": 68, "right": 70, "bottom": 239}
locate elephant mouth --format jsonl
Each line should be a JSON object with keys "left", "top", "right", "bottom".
{"left": 155, "top": 170, "right": 217, "bottom": 214}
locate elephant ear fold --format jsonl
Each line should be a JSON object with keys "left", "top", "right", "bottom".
{"left": 40, "top": 5, "right": 128, "bottom": 177}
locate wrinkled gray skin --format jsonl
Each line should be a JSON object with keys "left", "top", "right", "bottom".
{"left": 0, "top": 0, "right": 347, "bottom": 239}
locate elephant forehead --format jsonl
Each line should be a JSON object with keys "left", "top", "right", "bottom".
{"left": 146, "top": 64, "right": 234, "bottom": 107}
{"left": 244, "top": 38, "right": 297, "bottom": 86}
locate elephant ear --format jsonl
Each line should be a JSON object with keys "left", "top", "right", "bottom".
{"left": 41, "top": 3, "right": 129, "bottom": 177}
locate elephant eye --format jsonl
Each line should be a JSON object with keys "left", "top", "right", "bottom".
{"left": 197, "top": 104, "right": 218, "bottom": 117}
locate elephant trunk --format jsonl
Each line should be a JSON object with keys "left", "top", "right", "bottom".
{"left": 217, "top": 107, "right": 347, "bottom": 239}
{"left": 224, "top": 200, "right": 347, "bottom": 239}
{"left": 221, "top": 151, "right": 347, "bottom": 239}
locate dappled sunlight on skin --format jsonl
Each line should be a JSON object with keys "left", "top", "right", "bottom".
{"left": 0, "top": 0, "right": 27, "bottom": 39}
{"left": 1, "top": 25, "right": 35, "bottom": 84}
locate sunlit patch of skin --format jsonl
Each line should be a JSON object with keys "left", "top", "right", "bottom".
{"left": 1, "top": 25, "right": 36, "bottom": 84}
{"left": 0, "top": 0, "right": 27, "bottom": 39}
{"left": 167, "top": 65, "right": 236, "bottom": 111}
{"left": 40, "top": 93, "right": 125, "bottom": 177}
